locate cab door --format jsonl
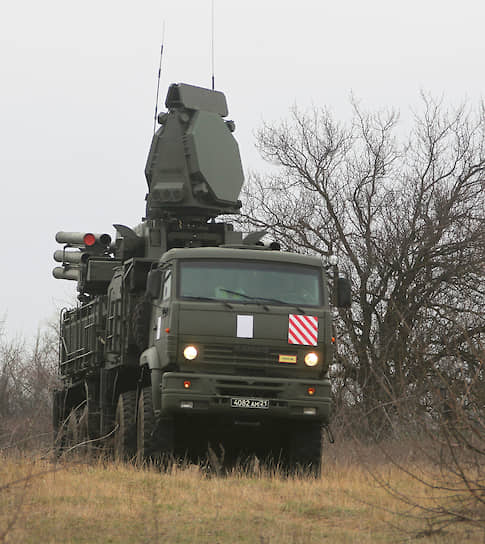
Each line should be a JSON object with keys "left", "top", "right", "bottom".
{"left": 154, "top": 266, "right": 172, "bottom": 344}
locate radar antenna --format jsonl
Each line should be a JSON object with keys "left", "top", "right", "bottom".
{"left": 153, "top": 21, "right": 166, "bottom": 133}
{"left": 211, "top": 0, "right": 215, "bottom": 90}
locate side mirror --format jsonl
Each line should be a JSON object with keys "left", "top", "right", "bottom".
{"left": 146, "top": 269, "right": 162, "bottom": 299}
{"left": 336, "top": 277, "right": 351, "bottom": 308}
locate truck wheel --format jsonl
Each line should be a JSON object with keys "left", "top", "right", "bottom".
{"left": 288, "top": 422, "right": 322, "bottom": 477}
{"left": 132, "top": 298, "right": 151, "bottom": 351}
{"left": 114, "top": 391, "right": 137, "bottom": 462}
{"left": 137, "top": 387, "right": 174, "bottom": 466}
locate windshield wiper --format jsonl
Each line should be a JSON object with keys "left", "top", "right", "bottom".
{"left": 217, "top": 288, "right": 253, "bottom": 300}
{"left": 252, "top": 296, "right": 306, "bottom": 314}
{"left": 217, "top": 289, "right": 269, "bottom": 311}
{"left": 217, "top": 289, "right": 305, "bottom": 313}
{"left": 182, "top": 296, "right": 233, "bottom": 309}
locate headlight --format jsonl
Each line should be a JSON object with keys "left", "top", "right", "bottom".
{"left": 183, "top": 345, "right": 198, "bottom": 360}
{"left": 304, "top": 352, "right": 319, "bottom": 367}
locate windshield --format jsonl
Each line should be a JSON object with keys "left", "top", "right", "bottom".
{"left": 178, "top": 259, "right": 322, "bottom": 306}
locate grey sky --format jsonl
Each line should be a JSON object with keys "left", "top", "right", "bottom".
{"left": 1, "top": 0, "right": 484, "bottom": 338}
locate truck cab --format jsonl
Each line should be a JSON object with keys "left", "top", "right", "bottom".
{"left": 136, "top": 246, "right": 335, "bottom": 469}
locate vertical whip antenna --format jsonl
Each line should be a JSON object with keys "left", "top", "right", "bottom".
{"left": 211, "top": 0, "right": 215, "bottom": 90}
{"left": 153, "top": 21, "right": 166, "bottom": 134}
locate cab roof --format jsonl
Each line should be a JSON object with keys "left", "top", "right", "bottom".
{"left": 160, "top": 246, "right": 322, "bottom": 267}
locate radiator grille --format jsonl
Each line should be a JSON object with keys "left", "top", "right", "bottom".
{"left": 186, "top": 343, "right": 302, "bottom": 378}
{"left": 215, "top": 377, "right": 286, "bottom": 399}
{"left": 203, "top": 344, "right": 292, "bottom": 366}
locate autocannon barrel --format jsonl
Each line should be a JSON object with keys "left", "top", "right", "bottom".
{"left": 52, "top": 266, "right": 80, "bottom": 281}
{"left": 55, "top": 231, "right": 112, "bottom": 247}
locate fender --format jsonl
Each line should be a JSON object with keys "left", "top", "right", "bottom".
{"left": 140, "top": 346, "right": 162, "bottom": 413}
{"left": 140, "top": 346, "right": 161, "bottom": 370}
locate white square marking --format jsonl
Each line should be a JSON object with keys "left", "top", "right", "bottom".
{"left": 237, "top": 315, "right": 253, "bottom": 338}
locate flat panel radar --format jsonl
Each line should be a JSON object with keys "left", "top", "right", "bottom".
{"left": 186, "top": 110, "right": 244, "bottom": 203}
{"left": 145, "top": 83, "right": 243, "bottom": 220}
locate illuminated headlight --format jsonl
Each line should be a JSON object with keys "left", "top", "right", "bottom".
{"left": 183, "top": 345, "right": 198, "bottom": 360}
{"left": 304, "top": 352, "right": 319, "bottom": 367}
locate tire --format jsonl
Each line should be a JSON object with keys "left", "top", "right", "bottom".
{"left": 137, "top": 386, "right": 174, "bottom": 466}
{"left": 132, "top": 298, "right": 151, "bottom": 352}
{"left": 114, "top": 391, "right": 137, "bottom": 462}
{"left": 288, "top": 422, "right": 323, "bottom": 477}
{"left": 55, "top": 403, "right": 84, "bottom": 457}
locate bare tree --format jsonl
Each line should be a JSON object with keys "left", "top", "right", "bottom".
{"left": 0, "top": 323, "right": 58, "bottom": 449}
{"left": 360, "top": 335, "right": 485, "bottom": 536}
{"left": 241, "top": 95, "right": 485, "bottom": 435}
{"left": 0, "top": 327, "right": 25, "bottom": 421}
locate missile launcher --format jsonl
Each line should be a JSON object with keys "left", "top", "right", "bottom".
{"left": 52, "top": 83, "right": 350, "bottom": 473}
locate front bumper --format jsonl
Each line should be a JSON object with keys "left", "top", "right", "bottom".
{"left": 159, "top": 371, "right": 331, "bottom": 423}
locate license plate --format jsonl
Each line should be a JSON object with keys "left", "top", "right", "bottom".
{"left": 231, "top": 397, "right": 269, "bottom": 409}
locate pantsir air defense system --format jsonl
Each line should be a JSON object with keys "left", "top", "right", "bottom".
{"left": 53, "top": 83, "right": 351, "bottom": 473}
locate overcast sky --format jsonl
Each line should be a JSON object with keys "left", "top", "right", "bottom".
{"left": 1, "top": 0, "right": 484, "bottom": 338}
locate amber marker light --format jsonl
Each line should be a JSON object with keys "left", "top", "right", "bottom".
{"left": 304, "top": 352, "right": 319, "bottom": 367}
{"left": 183, "top": 345, "right": 198, "bottom": 360}
{"left": 165, "top": 328, "right": 170, "bottom": 333}
{"left": 307, "top": 387, "right": 316, "bottom": 396}
{"left": 183, "top": 380, "right": 191, "bottom": 389}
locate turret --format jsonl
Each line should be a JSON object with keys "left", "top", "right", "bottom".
{"left": 53, "top": 83, "right": 245, "bottom": 295}
{"left": 145, "top": 83, "right": 244, "bottom": 220}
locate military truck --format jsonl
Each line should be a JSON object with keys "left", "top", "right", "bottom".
{"left": 52, "top": 83, "right": 350, "bottom": 473}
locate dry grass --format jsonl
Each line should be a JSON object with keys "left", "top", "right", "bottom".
{"left": 0, "top": 448, "right": 483, "bottom": 543}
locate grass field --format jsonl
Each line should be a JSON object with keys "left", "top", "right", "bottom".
{"left": 0, "top": 448, "right": 482, "bottom": 543}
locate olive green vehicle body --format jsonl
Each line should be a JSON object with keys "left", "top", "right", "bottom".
{"left": 52, "top": 83, "right": 348, "bottom": 467}
{"left": 143, "top": 248, "right": 333, "bottom": 424}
